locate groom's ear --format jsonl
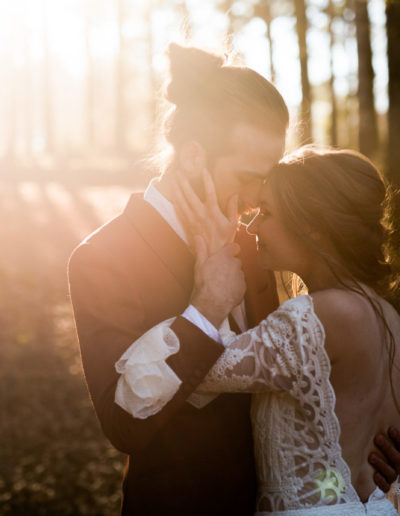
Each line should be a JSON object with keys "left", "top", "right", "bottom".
{"left": 178, "top": 140, "right": 207, "bottom": 178}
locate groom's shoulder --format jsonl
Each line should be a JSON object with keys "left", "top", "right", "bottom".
{"left": 69, "top": 192, "right": 145, "bottom": 268}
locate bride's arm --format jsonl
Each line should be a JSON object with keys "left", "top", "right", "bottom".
{"left": 190, "top": 296, "right": 323, "bottom": 394}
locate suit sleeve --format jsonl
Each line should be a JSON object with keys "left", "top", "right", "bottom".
{"left": 68, "top": 241, "right": 225, "bottom": 456}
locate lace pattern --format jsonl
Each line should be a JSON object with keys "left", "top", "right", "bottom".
{"left": 197, "top": 296, "right": 375, "bottom": 511}
{"left": 115, "top": 295, "right": 399, "bottom": 514}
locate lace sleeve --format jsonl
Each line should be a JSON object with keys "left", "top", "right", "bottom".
{"left": 197, "top": 295, "right": 326, "bottom": 394}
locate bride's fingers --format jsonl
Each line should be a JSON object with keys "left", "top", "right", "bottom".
{"left": 202, "top": 168, "right": 221, "bottom": 214}
{"left": 174, "top": 184, "right": 199, "bottom": 232}
{"left": 226, "top": 193, "right": 239, "bottom": 226}
{"left": 178, "top": 173, "right": 206, "bottom": 220}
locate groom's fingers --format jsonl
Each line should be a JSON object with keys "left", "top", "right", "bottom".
{"left": 374, "top": 432, "right": 400, "bottom": 474}
{"left": 369, "top": 451, "right": 397, "bottom": 484}
{"left": 388, "top": 426, "right": 400, "bottom": 470}
{"left": 372, "top": 472, "right": 391, "bottom": 493}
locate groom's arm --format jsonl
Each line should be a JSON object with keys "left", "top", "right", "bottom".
{"left": 68, "top": 241, "right": 225, "bottom": 456}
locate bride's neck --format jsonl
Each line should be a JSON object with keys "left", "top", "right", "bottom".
{"left": 301, "top": 260, "right": 347, "bottom": 294}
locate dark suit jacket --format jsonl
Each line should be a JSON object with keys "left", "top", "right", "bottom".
{"left": 68, "top": 193, "right": 279, "bottom": 516}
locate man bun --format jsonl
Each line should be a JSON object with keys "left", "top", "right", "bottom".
{"left": 165, "top": 43, "right": 225, "bottom": 107}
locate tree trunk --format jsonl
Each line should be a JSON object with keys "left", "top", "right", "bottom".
{"left": 85, "top": 0, "right": 95, "bottom": 149}
{"left": 115, "top": 0, "right": 126, "bottom": 153}
{"left": 354, "top": 0, "right": 378, "bottom": 157}
{"left": 327, "top": 0, "right": 338, "bottom": 146}
{"left": 23, "top": 23, "right": 33, "bottom": 157}
{"left": 294, "top": 0, "right": 312, "bottom": 142}
{"left": 176, "top": 0, "right": 192, "bottom": 40}
{"left": 5, "top": 62, "right": 16, "bottom": 160}
{"left": 145, "top": 2, "right": 157, "bottom": 141}
{"left": 386, "top": 0, "right": 400, "bottom": 185}
{"left": 43, "top": 0, "right": 54, "bottom": 154}
{"left": 255, "top": 1, "right": 276, "bottom": 82}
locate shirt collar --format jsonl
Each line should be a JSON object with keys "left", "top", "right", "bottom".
{"left": 144, "top": 181, "right": 189, "bottom": 245}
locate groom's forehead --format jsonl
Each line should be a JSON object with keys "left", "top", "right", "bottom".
{"left": 227, "top": 124, "right": 285, "bottom": 160}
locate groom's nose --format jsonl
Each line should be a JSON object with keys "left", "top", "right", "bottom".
{"left": 240, "top": 179, "right": 263, "bottom": 211}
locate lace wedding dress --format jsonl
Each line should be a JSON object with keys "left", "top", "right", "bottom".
{"left": 115, "top": 295, "right": 399, "bottom": 515}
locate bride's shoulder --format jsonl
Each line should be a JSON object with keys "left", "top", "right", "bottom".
{"left": 310, "top": 288, "right": 370, "bottom": 320}
{"left": 309, "top": 288, "right": 377, "bottom": 362}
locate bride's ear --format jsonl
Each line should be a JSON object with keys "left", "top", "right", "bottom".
{"left": 178, "top": 140, "right": 207, "bottom": 178}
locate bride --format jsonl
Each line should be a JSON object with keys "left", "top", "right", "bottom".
{"left": 118, "top": 146, "right": 400, "bottom": 514}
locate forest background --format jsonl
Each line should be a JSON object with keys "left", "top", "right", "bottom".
{"left": 1, "top": 0, "right": 399, "bottom": 514}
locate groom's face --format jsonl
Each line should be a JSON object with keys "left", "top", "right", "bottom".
{"left": 209, "top": 122, "right": 285, "bottom": 215}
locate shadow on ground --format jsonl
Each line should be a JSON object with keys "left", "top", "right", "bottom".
{"left": 0, "top": 181, "right": 138, "bottom": 515}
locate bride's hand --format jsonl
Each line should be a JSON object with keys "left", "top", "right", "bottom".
{"left": 175, "top": 169, "right": 238, "bottom": 255}
{"left": 190, "top": 236, "right": 246, "bottom": 329}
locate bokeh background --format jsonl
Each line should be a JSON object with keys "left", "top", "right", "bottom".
{"left": 1, "top": 0, "right": 399, "bottom": 514}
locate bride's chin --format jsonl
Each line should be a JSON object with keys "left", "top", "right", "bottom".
{"left": 257, "top": 250, "right": 274, "bottom": 270}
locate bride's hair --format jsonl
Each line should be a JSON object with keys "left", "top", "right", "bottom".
{"left": 267, "top": 145, "right": 400, "bottom": 410}
{"left": 160, "top": 43, "right": 289, "bottom": 162}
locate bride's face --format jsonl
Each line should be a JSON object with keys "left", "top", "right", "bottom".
{"left": 210, "top": 122, "right": 285, "bottom": 216}
{"left": 247, "top": 184, "right": 313, "bottom": 274}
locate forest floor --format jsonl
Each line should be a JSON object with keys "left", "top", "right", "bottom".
{"left": 0, "top": 180, "right": 136, "bottom": 515}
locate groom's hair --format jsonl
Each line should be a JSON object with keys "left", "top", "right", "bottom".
{"left": 160, "top": 43, "right": 289, "bottom": 160}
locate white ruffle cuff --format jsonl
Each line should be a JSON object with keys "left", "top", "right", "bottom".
{"left": 115, "top": 318, "right": 182, "bottom": 419}
{"left": 114, "top": 312, "right": 233, "bottom": 419}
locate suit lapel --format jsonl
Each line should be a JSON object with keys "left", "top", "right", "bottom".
{"left": 123, "top": 193, "right": 195, "bottom": 293}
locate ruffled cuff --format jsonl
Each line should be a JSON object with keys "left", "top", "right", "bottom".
{"left": 115, "top": 318, "right": 182, "bottom": 419}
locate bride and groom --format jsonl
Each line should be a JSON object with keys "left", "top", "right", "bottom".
{"left": 69, "top": 43, "right": 400, "bottom": 514}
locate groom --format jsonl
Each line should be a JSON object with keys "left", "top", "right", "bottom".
{"left": 69, "top": 44, "right": 400, "bottom": 515}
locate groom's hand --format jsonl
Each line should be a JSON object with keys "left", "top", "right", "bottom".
{"left": 368, "top": 426, "right": 400, "bottom": 492}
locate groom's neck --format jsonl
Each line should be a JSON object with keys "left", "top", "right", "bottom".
{"left": 153, "top": 170, "right": 176, "bottom": 204}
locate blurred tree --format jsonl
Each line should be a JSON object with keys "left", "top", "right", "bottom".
{"left": 42, "top": 0, "right": 54, "bottom": 154}
{"left": 145, "top": 1, "right": 157, "bottom": 137}
{"left": 294, "top": 0, "right": 312, "bottom": 142}
{"left": 175, "top": 0, "right": 192, "bottom": 40}
{"left": 386, "top": 0, "right": 400, "bottom": 185}
{"left": 85, "top": 0, "right": 95, "bottom": 149}
{"left": 5, "top": 61, "right": 16, "bottom": 160}
{"left": 253, "top": 0, "right": 276, "bottom": 82}
{"left": 353, "top": 0, "right": 378, "bottom": 157}
{"left": 116, "top": 0, "right": 127, "bottom": 153}
{"left": 23, "top": 18, "right": 33, "bottom": 157}
{"left": 325, "top": 0, "right": 338, "bottom": 146}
